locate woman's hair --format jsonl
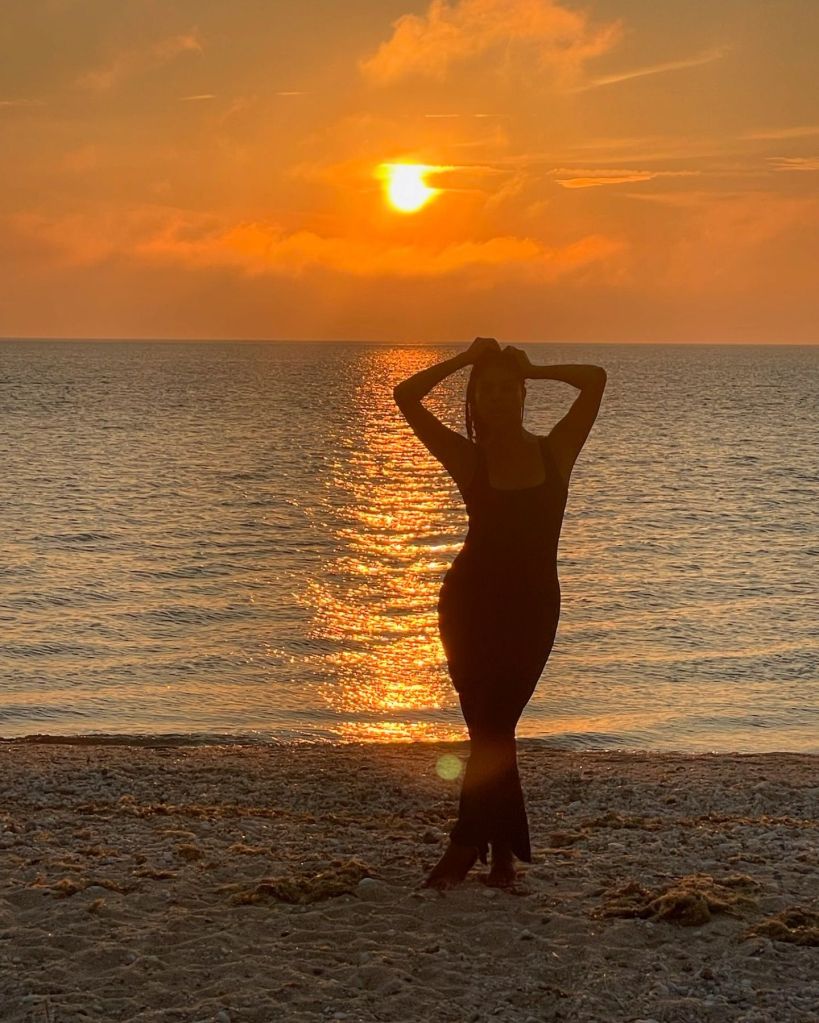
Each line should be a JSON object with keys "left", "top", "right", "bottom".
{"left": 465, "top": 347, "right": 526, "bottom": 444}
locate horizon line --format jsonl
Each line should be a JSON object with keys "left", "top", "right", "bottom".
{"left": 1, "top": 337, "right": 816, "bottom": 347}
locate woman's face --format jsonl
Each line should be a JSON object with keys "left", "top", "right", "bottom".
{"left": 474, "top": 368, "right": 524, "bottom": 426}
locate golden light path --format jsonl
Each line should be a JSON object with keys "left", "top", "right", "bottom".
{"left": 299, "top": 348, "right": 467, "bottom": 748}
{"left": 377, "top": 162, "right": 440, "bottom": 213}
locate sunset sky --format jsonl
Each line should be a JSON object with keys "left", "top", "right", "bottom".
{"left": 2, "top": 0, "right": 817, "bottom": 343}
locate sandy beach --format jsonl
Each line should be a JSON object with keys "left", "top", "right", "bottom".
{"left": 1, "top": 738, "right": 817, "bottom": 1023}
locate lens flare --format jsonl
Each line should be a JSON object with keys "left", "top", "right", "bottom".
{"left": 436, "top": 753, "right": 464, "bottom": 780}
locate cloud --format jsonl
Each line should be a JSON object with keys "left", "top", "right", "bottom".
{"left": 740, "top": 124, "right": 819, "bottom": 141}
{"left": 358, "top": 0, "right": 622, "bottom": 86}
{"left": 610, "top": 189, "right": 819, "bottom": 293}
{"left": 767, "top": 157, "right": 819, "bottom": 172}
{"left": 568, "top": 44, "right": 731, "bottom": 92}
{"left": 0, "top": 98, "right": 46, "bottom": 108}
{"left": 550, "top": 168, "right": 701, "bottom": 188}
{"left": 153, "top": 33, "right": 203, "bottom": 60}
{"left": 180, "top": 94, "right": 215, "bottom": 102}
{"left": 425, "top": 112, "right": 508, "bottom": 118}
{"left": 76, "top": 31, "right": 203, "bottom": 91}
{"left": 59, "top": 144, "right": 103, "bottom": 174}
{"left": 5, "top": 206, "right": 624, "bottom": 284}
{"left": 474, "top": 133, "right": 750, "bottom": 166}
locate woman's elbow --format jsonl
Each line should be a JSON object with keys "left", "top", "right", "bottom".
{"left": 393, "top": 382, "right": 417, "bottom": 405}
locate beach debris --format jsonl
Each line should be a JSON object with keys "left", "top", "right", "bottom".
{"left": 227, "top": 841, "right": 269, "bottom": 855}
{"left": 583, "top": 811, "right": 665, "bottom": 831}
{"left": 591, "top": 872, "right": 760, "bottom": 926}
{"left": 28, "top": 875, "right": 132, "bottom": 898}
{"left": 132, "top": 866, "right": 177, "bottom": 879}
{"left": 743, "top": 906, "right": 819, "bottom": 946}
{"left": 74, "top": 793, "right": 292, "bottom": 822}
{"left": 547, "top": 829, "right": 587, "bottom": 847}
{"left": 227, "top": 857, "right": 375, "bottom": 904}
{"left": 175, "top": 843, "right": 203, "bottom": 861}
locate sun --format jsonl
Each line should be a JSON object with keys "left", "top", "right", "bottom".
{"left": 378, "top": 163, "right": 440, "bottom": 213}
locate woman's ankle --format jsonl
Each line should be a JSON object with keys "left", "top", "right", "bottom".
{"left": 490, "top": 842, "right": 514, "bottom": 862}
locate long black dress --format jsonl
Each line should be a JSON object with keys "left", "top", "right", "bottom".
{"left": 436, "top": 432, "right": 568, "bottom": 865}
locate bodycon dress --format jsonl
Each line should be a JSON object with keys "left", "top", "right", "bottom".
{"left": 436, "top": 432, "right": 568, "bottom": 865}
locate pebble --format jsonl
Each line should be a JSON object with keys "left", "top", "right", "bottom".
{"left": 83, "top": 885, "right": 112, "bottom": 898}
{"left": 356, "top": 878, "right": 390, "bottom": 900}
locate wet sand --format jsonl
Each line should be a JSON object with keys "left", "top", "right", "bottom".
{"left": 1, "top": 739, "right": 817, "bottom": 1022}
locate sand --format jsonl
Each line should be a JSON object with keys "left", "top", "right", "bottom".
{"left": 0, "top": 738, "right": 817, "bottom": 1023}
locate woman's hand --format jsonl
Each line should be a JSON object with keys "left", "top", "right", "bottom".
{"left": 504, "top": 345, "right": 534, "bottom": 378}
{"left": 465, "top": 336, "right": 501, "bottom": 363}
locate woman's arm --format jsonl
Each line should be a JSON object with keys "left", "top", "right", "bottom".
{"left": 523, "top": 358, "right": 607, "bottom": 484}
{"left": 392, "top": 350, "right": 472, "bottom": 404}
{"left": 393, "top": 337, "right": 499, "bottom": 403}
{"left": 392, "top": 347, "right": 484, "bottom": 493}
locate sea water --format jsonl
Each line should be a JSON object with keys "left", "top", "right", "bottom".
{"left": 1, "top": 339, "right": 816, "bottom": 752}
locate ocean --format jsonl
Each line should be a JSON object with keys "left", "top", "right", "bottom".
{"left": 1, "top": 339, "right": 816, "bottom": 752}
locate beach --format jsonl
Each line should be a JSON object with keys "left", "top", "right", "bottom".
{"left": 1, "top": 739, "right": 817, "bottom": 1023}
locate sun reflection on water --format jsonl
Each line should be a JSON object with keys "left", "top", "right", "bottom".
{"left": 300, "top": 349, "right": 468, "bottom": 743}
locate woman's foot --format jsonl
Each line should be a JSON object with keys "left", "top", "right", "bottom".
{"left": 485, "top": 842, "right": 517, "bottom": 888}
{"left": 421, "top": 840, "right": 480, "bottom": 890}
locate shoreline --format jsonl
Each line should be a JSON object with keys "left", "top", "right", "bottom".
{"left": 1, "top": 741, "right": 817, "bottom": 1022}
{"left": 3, "top": 732, "right": 817, "bottom": 756}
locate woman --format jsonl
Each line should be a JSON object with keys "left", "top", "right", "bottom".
{"left": 393, "top": 336, "right": 607, "bottom": 890}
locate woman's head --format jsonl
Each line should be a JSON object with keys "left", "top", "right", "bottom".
{"left": 465, "top": 347, "right": 526, "bottom": 444}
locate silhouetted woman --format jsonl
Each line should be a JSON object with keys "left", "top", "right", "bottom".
{"left": 393, "top": 337, "right": 606, "bottom": 890}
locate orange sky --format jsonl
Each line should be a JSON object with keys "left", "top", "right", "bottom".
{"left": 1, "top": 0, "right": 817, "bottom": 343}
